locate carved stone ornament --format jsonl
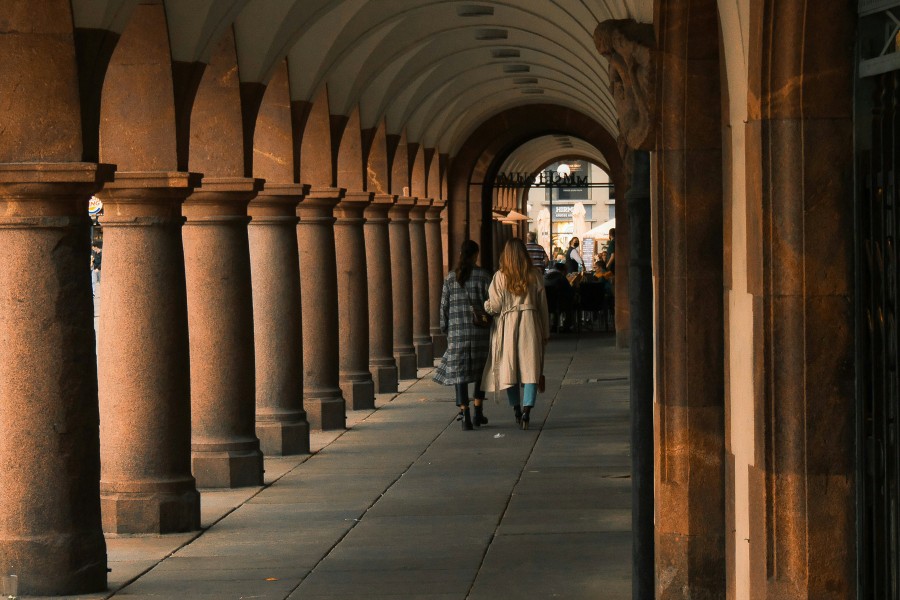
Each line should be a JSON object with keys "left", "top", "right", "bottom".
{"left": 594, "top": 19, "right": 656, "bottom": 152}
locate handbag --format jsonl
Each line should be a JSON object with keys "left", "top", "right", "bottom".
{"left": 538, "top": 374, "right": 546, "bottom": 393}
{"left": 460, "top": 280, "right": 491, "bottom": 328}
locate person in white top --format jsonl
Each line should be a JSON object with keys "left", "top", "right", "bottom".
{"left": 565, "top": 237, "right": 584, "bottom": 273}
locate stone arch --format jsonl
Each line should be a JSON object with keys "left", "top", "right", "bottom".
{"left": 1, "top": 0, "right": 84, "bottom": 162}
{"left": 390, "top": 130, "right": 410, "bottom": 196}
{"left": 449, "top": 104, "right": 624, "bottom": 272}
{"left": 190, "top": 26, "right": 244, "bottom": 177}
{"left": 426, "top": 148, "right": 439, "bottom": 200}
{"left": 366, "top": 119, "right": 390, "bottom": 195}
{"left": 253, "top": 59, "right": 295, "bottom": 183}
{"left": 744, "top": 0, "right": 856, "bottom": 597}
{"left": 439, "top": 154, "right": 449, "bottom": 201}
{"left": 410, "top": 143, "right": 426, "bottom": 198}
{"left": 299, "top": 86, "right": 337, "bottom": 188}
{"left": 99, "top": 3, "right": 178, "bottom": 171}
{"left": 336, "top": 106, "right": 365, "bottom": 191}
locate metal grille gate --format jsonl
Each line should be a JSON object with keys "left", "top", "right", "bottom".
{"left": 859, "top": 69, "right": 900, "bottom": 600}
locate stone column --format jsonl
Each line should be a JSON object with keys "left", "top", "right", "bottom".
{"left": 364, "top": 194, "right": 399, "bottom": 393}
{"left": 409, "top": 197, "right": 434, "bottom": 368}
{"left": 248, "top": 183, "right": 310, "bottom": 456}
{"left": 335, "top": 191, "right": 375, "bottom": 409}
{"left": 426, "top": 199, "right": 448, "bottom": 357}
{"left": 0, "top": 164, "right": 111, "bottom": 595}
{"left": 297, "top": 187, "right": 346, "bottom": 429}
{"left": 626, "top": 151, "right": 654, "bottom": 600}
{"left": 651, "top": 7, "right": 726, "bottom": 597}
{"left": 183, "top": 177, "right": 264, "bottom": 488}
{"left": 389, "top": 197, "right": 418, "bottom": 379}
{"left": 97, "top": 171, "right": 201, "bottom": 533}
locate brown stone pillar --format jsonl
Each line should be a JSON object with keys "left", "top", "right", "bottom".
{"left": 183, "top": 177, "right": 264, "bottom": 488}
{"left": 389, "top": 196, "right": 418, "bottom": 379}
{"left": 426, "top": 199, "right": 447, "bottom": 357}
{"left": 248, "top": 183, "right": 310, "bottom": 455}
{"left": 0, "top": 164, "right": 110, "bottom": 595}
{"left": 410, "top": 198, "right": 434, "bottom": 367}
{"left": 335, "top": 191, "right": 375, "bottom": 409}
{"left": 364, "top": 194, "right": 399, "bottom": 393}
{"left": 653, "top": 1, "right": 726, "bottom": 596}
{"left": 298, "top": 187, "right": 347, "bottom": 429}
{"left": 97, "top": 172, "right": 201, "bottom": 534}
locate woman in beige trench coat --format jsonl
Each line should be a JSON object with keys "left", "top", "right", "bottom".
{"left": 481, "top": 239, "right": 550, "bottom": 429}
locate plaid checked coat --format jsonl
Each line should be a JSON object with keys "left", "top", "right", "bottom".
{"left": 433, "top": 267, "right": 492, "bottom": 385}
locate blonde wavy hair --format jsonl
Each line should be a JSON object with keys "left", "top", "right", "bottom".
{"left": 499, "top": 238, "right": 538, "bottom": 297}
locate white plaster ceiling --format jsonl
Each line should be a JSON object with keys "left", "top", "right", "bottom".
{"left": 72, "top": 0, "right": 653, "bottom": 156}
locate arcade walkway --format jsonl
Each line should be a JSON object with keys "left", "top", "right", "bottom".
{"left": 39, "top": 334, "right": 629, "bottom": 600}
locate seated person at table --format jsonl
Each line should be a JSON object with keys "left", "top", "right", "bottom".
{"left": 544, "top": 261, "right": 576, "bottom": 332}
{"left": 592, "top": 251, "right": 613, "bottom": 281}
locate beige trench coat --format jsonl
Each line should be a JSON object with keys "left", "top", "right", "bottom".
{"left": 480, "top": 271, "right": 550, "bottom": 392}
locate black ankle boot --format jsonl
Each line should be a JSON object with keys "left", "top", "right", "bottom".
{"left": 473, "top": 404, "right": 484, "bottom": 429}
{"left": 461, "top": 405, "right": 473, "bottom": 430}
{"left": 521, "top": 406, "right": 531, "bottom": 430}
{"left": 513, "top": 405, "right": 522, "bottom": 425}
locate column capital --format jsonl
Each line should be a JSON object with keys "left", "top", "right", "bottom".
{"left": 297, "top": 187, "right": 343, "bottom": 222}
{"left": 335, "top": 190, "right": 374, "bottom": 221}
{"left": 409, "top": 197, "right": 432, "bottom": 221}
{"left": 388, "top": 195, "right": 416, "bottom": 222}
{"left": 98, "top": 171, "right": 201, "bottom": 222}
{"left": 249, "top": 183, "right": 309, "bottom": 219}
{"left": 0, "top": 162, "right": 114, "bottom": 223}
{"left": 0, "top": 162, "right": 114, "bottom": 199}
{"left": 184, "top": 176, "right": 264, "bottom": 218}
{"left": 364, "top": 193, "right": 397, "bottom": 222}
{"left": 425, "top": 198, "right": 446, "bottom": 221}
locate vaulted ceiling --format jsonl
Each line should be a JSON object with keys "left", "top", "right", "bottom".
{"left": 72, "top": 0, "right": 652, "bottom": 159}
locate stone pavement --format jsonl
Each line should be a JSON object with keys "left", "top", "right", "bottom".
{"left": 32, "top": 333, "right": 630, "bottom": 599}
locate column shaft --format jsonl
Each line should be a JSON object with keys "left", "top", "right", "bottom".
{"left": 409, "top": 198, "right": 433, "bottom": 368}
{"left": 183, "top": 177, "right": 264, "bottom": 488}
{"left": 335, "top": 191, "right": 375, "bottom": 409}
{"left": 297, "top": 188, "right": 346, "bottom": 429}
{"left": 97, "top": 171, "right": 201, "bottom": 534}
{"left": 0, "top": 164, "right": 111, "bottom": 596}
{"left": 389, "top": 197, "right": 418, "bottom": 379}
{"left": 364, "top": 194, "right": 399, "bottom": 393}
{"left": 249, "top": 184, "right": 310, "bottom": 456}
{"left": 425, "top": 200, "right": 447, "bottom": 357}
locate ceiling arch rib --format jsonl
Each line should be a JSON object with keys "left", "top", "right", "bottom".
{"left": 499, "top": 135, "right": 610, "bottom": 176}
{"left": 376, "top": 45, "right": 616, "bottom": 139}
{"left": 409, "top": 66, "right": 615, "bottom": 148}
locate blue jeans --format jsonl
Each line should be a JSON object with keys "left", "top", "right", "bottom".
{"left": 506, "top": 384, "right": 537, "bottom": 408}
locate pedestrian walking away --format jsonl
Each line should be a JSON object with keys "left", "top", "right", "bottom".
{"left": 482, "top": 238, "right": 550, "bottom": 430}
{"left": 433, "top": 240, "right": 492, "bottom": 430}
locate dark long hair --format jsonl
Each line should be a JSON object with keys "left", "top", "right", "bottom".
{"left": 454, "top": 240, "right": 480, "bottom": 286}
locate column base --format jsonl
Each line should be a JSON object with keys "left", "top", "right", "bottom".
{"left": 371, "top": 361, "right": 399, "bottom": 394}
{"left": 305, "top": 393, "right": 346, "bottom": 430}
{"left": 415, "top": 339, "right": 434, "bottom": 368}
{"left": 192, "top": 446, "right": 264, "bottom": 488}
{"left": 0, "top": 532, "right": 107, "bottom": 596}
{"left": 101, "top": 479, "right": 201, "bottom": 534}
{"left": 431, "top": 330, "right": 448, "bottom": 358}
{"left": 395, "top": 351, "right": 418, "bottom": 380}
{"left": 256, "top": 419, "right": 310, "bottom": 456}
{"left": 340, "top": 374, "right": 375, "bottom": 410}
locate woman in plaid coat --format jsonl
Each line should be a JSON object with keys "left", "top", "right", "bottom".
{"left": 434, "top": 240, "right": 492, "bottom": 430}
